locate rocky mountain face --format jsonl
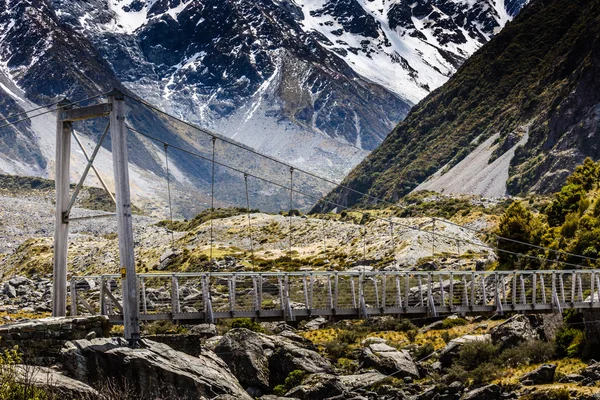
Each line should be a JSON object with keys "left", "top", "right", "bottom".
{"left": 50, "top": 0, "right": 524, "bottom": 177}
{"left": 0, "top": 0, "right": 526, "bottom": 214}
{"left": 317, "top": 0, "right": 600, "bottom": 211}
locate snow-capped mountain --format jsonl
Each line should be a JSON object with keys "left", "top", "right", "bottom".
{"left": 49, "top": 0, "right": 527, "bottom": 178}
{"left": 0, "top": 0, "right": 528, "bottom": 214}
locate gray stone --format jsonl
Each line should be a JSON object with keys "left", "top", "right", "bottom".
{"left": 15, "top": 365, "right": 99, "bottom": 398}
{"left": 285, "top": 373, "right": 344, "bottom": 400}
{"left": 61, "top": 337, "right": 252, "bottom": 399}
{"left": 3, "top": 283, "right": 16, "bottom": 298}
{"left": 490, "top": 315, "right": 538, "bottom": 350}
{"left": 338, "top": 371, "right": 388, "bottom": 391}
{"left": 519, "top": 364, "right": 556, "bottom": 385}
{"left": 582, "top": 361, "right": 600, "bottom": 381}
{"left": 214, "top": 328, "right": 331, "bottom": 391}
{"left": 85, "top": 331, "right": 97, "bottom": 340}
{"left": 304, "top": 317, "right": 327, "bottom": 331}
{"left": 558, "top": 373, "right": 585, "bottom": 383}
{"left": 189, "top": 323, "right": 218, "bottom": 336}
{"left": 462, "top": 384, "right": 501, "bottom": 400}
{"left": 359, "top": 342, "right": 419, "bottom": 378}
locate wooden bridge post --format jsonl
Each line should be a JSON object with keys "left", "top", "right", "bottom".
{"left": 171, "top": 275, "right": 180, "bottom": 315}
{"left": 141, "top": 277, "right": 147, "bottom": 314}
{"left": 109, "top": 90, "right": 140, "bottom": 343}
{"left": 53, "top": 99, "right": 73, "bottom": 317}
{"left": 99, "top": 276, "right": 106, "bottom": 315}
{"left": 70, "top": 277, "right": 78, "bottom": 316}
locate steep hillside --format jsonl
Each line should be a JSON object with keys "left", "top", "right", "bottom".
{"left": 317, "top": 0, "right": 600, "bottom": 210}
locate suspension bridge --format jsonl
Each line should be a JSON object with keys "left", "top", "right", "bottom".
{"left": 2, "top": 89, "right": 599, "bottom": 344}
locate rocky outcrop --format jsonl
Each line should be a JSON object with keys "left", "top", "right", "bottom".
{"left": 214, "top": 328, "right": 331, "bottom": 391}
{"left": 439, "top": 334, "right": 491, "bottom": 368}
{"left": 60, "top": 337, "right": 252, "bottom": 400}
{"left": 462, "top": 384, "right": 501, "bottom": 400}
{"left": 519, "top": 364, "right": 556, "bottom": 385}
{"left": 15, "top": 365, "right": 99, "bottom": 398}
{"left": 359, "top": 342, "right": 419, "bottom": 378}
{"left": 490, "top": 315, "right": 538, "bottom": 350}
{"left": 285, "top": 373, "right": 344, "bottom": 400}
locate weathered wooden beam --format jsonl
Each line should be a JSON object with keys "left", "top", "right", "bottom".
{"left": 53, "top": 99, "right": 72, "bottom": 317}
{"left": 109, "top": 90, "right": 140, "bottom": 343}
{"left": 61, "top": 103, "right": 111, "bottom": 122}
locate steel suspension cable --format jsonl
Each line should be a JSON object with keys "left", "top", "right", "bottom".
{"left": 0, "top": 91, "right": 110, "bottom": 127}
{"left": 288, "top": 167, "right": 294, "bottom": 263}
{"left": 164, "top": 144, "right": 175, "bottom": 249}
{"left": 125, "top": 125, "right": 591, "bottom": 270}
{"left": 210, "top": 137, "right": 216, "bottom": 264}
{"left": 244, "top": 174, "right": 255, "bottom": 267}
{"left": 124, "top": 93, "right": 600, "bottom": 263}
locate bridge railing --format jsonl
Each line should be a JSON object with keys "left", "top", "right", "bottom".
{"left": 69, "top": 270, "right": 600, "bottom": 323}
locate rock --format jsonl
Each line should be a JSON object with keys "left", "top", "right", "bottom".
{"left": 304, "top": 317, "right": 327, "bottom": 331}
{"left": 448, "top": 381, "right": 463, "bottom": 393}
{"left": 3, "top": 283, "right": 16, "bottom": 298}
{"left": 15, "top": 365, "right": 99, "bottom": 398}
{"left": 462, "top": 384, "right": 501, "bottom": 400}
{"left": 9, "top": 276, "right": 30, "bottom": 287}
{"left": 60, "top": 337, "right": 252, "bottom": 399}
{"left": 439, "top": 334, "right": 491, "bottom": 368}
{"left": 285, "top": 373, "right": 344, "bottom": 400}
{"left": 490, "top": 315, "right": 538, "bottom": 350}
{"left": 558, "top": 373, "right": 585, "bottom": 383}
{"left": 338, "top": 371, "right": 388, "bottom": 391}
{"left": 214, "top": 328, "right": 331, "bottom": 391}
{"left": 85, "top": 331, "right": 97, "bottom": 340}
{"left": 519, "top": 364, "right": 556, "bottom": 385}
{"left": 189, "top": 323, "right": 218, "bottom": 337}
{"left": 359, "top": 342, "right": 419, "bottom": 378}
{"left": 582, "top": 361, "right": 600, "bottom": 381}
{"left": 247, "top": 386, "right": 263, "bottom": 398}
{"left": 261, "top": 321, "right": 295, "bottom": 334}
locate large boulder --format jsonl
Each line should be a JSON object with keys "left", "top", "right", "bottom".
{"left": 60, "top": 337, "right": 252, "bottom": 400}
{"left": 285, "top": 373, "right": 344, "bottom": 400}
{"left": 582, "top": 361, "right": 600, "bottom": 381}
{"left": 490, "top": 315, "right": 538, "bottom": 350}
{"left": 519, "top": 364, "right": 556, "bottom": 385}
{"left": 15, "top": 365, "right": 99, "bottom": 398}
{"left": 359, "top": 342, "right": 419, "bottom": 379}
{"left": 214, "top": 328, "right": 331, "bottom": 391}
{"left": 462, "top": 384, "right": 501, "bottom": 400}
{"left": 439, "top": 334, "right": 490, "bottom": 368}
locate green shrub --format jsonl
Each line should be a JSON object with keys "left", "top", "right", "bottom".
{"left": 555, "top": 326, "right": 583, "bottom": 357}
{"left": 457, "top": 339, "right": 498, "bottom": 370}
{"left": 143, "top": 320, "right": 188, "bottom": 335}
{"left": 499, "top": 340, "right": 554, "bottom": 367}
{"left": 272, "top": 385, "right": 287, "bottom": 396}
{"left": 413, "top": 342, "right": 435, "bottom": 361}
{"left": 323, "top": 340, "right": 351, "bottom": 361}
{"left": 469, "top": 362, "right": 501, "bottom": 385}
{"left": 337, "top": 327, "right": 368, "bottom": 344}
{"left": 230, "top": 318, "right": 265, "bottom": 333}
{"left": 431, "top": 317, "right": 468, "bottom": 330}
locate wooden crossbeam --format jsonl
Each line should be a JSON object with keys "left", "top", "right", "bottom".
{"left": 61, "top": 103, "right": 111, "bottom": 122}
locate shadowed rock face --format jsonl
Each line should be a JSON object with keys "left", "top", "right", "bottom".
{"left": 214, "top": 328, "right": 331, "bottom": 391}
{"left": 359, "top": 342, "right": 420, "bottom": 378}
{"left": 60, "top": 337, "right": 252, "bottom": 400}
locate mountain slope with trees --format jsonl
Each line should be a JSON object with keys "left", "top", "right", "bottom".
{"left": 316, "top": 0, "right": 600, "bottom": 211}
